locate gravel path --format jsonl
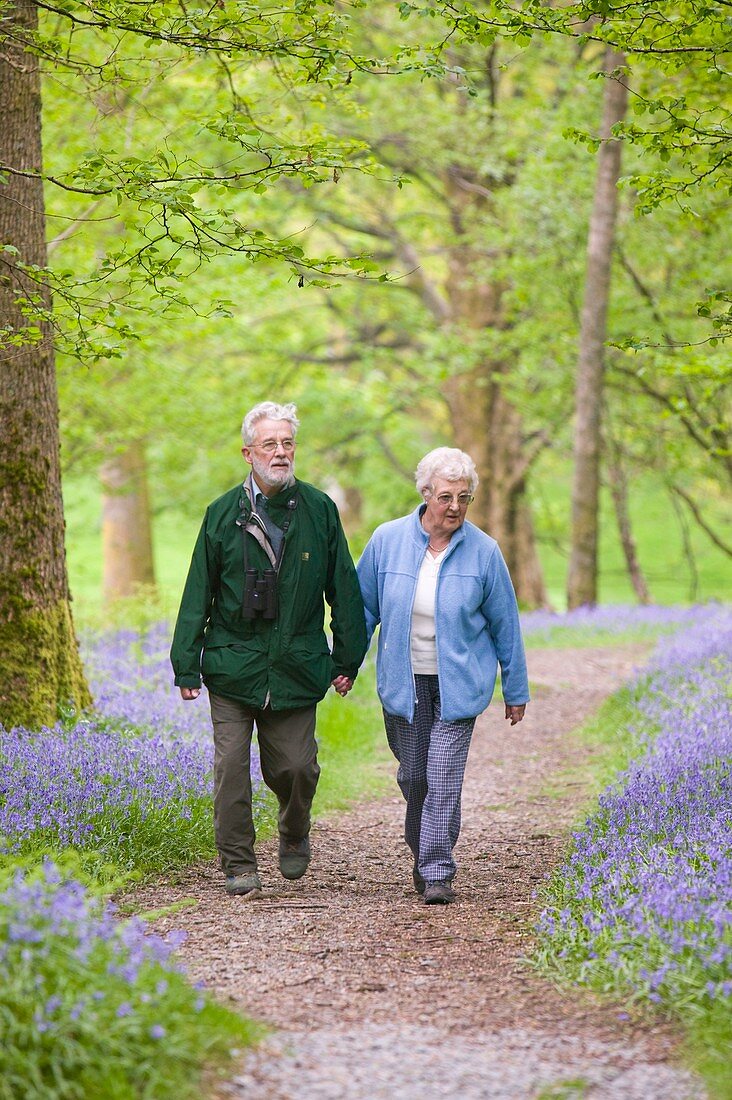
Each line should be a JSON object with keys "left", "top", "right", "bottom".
{"left": 130, "top": 645, "right": 705, "bottom": 1098}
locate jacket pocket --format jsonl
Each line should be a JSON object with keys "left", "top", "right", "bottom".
{"left": 277, "top": 637, "right": 335, "bottom": 702}
{"left": 201, "top": 642, "right": 267, "bottom": 701}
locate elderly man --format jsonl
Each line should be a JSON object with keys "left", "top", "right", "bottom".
{"left": 171, "top": 401, "right": 367, "bottom": 897}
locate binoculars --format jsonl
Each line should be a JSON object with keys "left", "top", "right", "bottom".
{"left": 242, "top": 567, "right": 278, "bottom": 620}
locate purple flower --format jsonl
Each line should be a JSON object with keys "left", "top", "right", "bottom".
{"left": 537, "top": 607, "right": 732, "bottom": 1008}
{"left": 0, "top": 624, "right": 264, "bottom": 854}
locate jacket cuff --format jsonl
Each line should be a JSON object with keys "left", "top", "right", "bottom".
{"left": 333, "top": 667, "right": 358, "bottom": 682}
{"left": 175, "top": 674, "right": 202, "bottom": 688}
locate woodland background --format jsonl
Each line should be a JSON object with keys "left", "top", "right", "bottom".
{"left": 1, "top": 0, "right": 730, "bottom": 728}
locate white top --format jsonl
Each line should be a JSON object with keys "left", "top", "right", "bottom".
{"left": 410, "top": 547, "right": 447, "bottom": 674}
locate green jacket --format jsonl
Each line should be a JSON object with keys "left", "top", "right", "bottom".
{"left": 170, "top": 478, "right": 368, "bottom": 710}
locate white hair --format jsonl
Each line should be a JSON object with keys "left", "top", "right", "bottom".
{"left": 415, "top": 447, "right": 479, "bottom": 495}
{"left": 241, "top": 402, "right": 300, "bottom": 445}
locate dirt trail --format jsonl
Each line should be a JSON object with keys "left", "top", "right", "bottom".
{"left": 131, "top": 645, "right": 705, "bottom": 1099}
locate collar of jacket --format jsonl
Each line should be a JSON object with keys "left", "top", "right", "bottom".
{"left": 239, "top": 475, "right": 278, "bottom": 568}
{"left": 242, "top": 474, "right": 297, "bottom": 513}
{"left": 410, "top": 503, "right": 467, "bottom": 554}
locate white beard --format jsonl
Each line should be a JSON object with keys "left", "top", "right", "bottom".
{"left": 250, "top": 453, "right": 295, "bottom": 491}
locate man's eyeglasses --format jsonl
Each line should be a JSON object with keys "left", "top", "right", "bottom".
{"left": 429, "top": 491, "right": 474, "bottom": 507}
{"left": 253, "top": 439, "right": 296, "bottom": 454}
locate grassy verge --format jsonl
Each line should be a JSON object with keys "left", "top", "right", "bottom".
{"left": 568, "top": 682, "right": 648, "bottom": 805}
{"left": 520, "top": 604, "right": 721, "bottom": 650}
{"left": 0, "top": 862, "right": 256, "bottom": 1100}
{"left": 312, "top": 661, "right": 392, "bottom": 814}
{"left": 531, "top": 619, "right": 731, "bottom": 1098}
{"left": 684, "top": 1002, "right": 732, "bottom": 1100}
{"left": 523, "top": 624, "right": 673, "bottom": 649}
{"left": 0, "top": 711, "right": 218, "bottom": 894}
{"left": 0, "top": 639, "right": 391, "bottom": 1099}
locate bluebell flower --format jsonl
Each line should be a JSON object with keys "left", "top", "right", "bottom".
{"left": 536, "top": 607, "right": 732, "bottom": 1010}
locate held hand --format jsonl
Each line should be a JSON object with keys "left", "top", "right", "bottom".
{"left": 180, "top": 687, "right": 201, "bottom": 701}
{"left": 505, "top": 703, "right": 526, "bottom": 726}
{"left": 331, "top": 675, "right": 353, "bottom": 697}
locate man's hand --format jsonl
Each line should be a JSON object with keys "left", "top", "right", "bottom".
{"left": 179, "top": 687, "right": 201, "bottom": 701}
{"left": 505, "top": 703, "right": 526, "bottom": 726}
{"left": 331, "top": 675, "right": 353, "bottom": 697}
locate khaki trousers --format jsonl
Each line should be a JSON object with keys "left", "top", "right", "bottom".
{"left": 209, "top": 693, "right": 320, "bottom": 876}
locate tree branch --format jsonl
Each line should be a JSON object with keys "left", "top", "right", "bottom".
{"left": 609, "top": 360, "right": 732, "bottom": 480}
{"left": 374, "top": 432, "right": 414, "bottom": 481}
{"left": 616, "top": 244, "right": 676, "bottom": 346}
{"left": 47, "top": 200, "right": 107, "bottom": 253}
{"left": 668, "top": 483, "right": 732, "bottom": 557}
{"left": 507, "top": 429, "right": 552, "bottom": 491}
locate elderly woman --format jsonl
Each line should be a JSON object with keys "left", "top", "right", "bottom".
{"left": 357, "top": 447, "right": 529, "bottom": 905}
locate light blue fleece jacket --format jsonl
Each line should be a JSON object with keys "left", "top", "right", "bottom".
{"left": 357, "top": 506, "right": 530, "bottom": 722}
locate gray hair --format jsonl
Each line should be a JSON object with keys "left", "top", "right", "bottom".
{"left": 415, "top": 447, "right": 479, "bottom": 495}
{"left": 241, "top": 401, "right": 300, "bottom": 446}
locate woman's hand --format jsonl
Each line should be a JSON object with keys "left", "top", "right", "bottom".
{"left": 504, "top": 703, "right": 526, "bottom": 725}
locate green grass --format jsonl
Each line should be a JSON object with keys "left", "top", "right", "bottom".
{"left": 240, "top": 662, "right": 391, "bottom": 843}
{"left": 533, "top": 683, "right": 648, "bottom": 823}
{"left": 10, "top": 802, "right": 218, "bottom": 894}
{"left": 536, "top": 1081, "right": 589, "bottom": 1100}
{"left": 523, "top": 623, "right": 678, "bottom": 649}
{"left": 572, "top": 683, "right": 648, "bottom": 799}
{"left": 63, "top": 478, "right": 198, "bottom": 626}
{"left": 312, "top": 661, "right": 392, "bottom": 813}
{"left": 530, "top": 461, "right": 731, "bottom": 610}
{"left": 684, "top": 1001, "right": 732, "bottom": 1100}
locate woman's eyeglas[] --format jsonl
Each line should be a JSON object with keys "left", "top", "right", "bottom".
{"left": 430, "top": 492, "right": 474, "bottom": 507}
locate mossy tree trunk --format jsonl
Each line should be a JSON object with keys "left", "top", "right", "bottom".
{"left": 0, "top": 0, "right": 91, "bottom": 730}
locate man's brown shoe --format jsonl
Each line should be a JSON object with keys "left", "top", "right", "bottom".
{"left": 225, "top": 872, "right": 262, "bottom": 897}
{"left": 279, "top": 835, "right": 311, "bottom": 880}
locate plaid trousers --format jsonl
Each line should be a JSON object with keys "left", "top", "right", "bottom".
{"left": 383, "top": 674, "right": 475, "bottom": 884}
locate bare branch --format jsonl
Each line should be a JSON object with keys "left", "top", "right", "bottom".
{"left": 47, "top": 200, "right": 106, "bottom": 253}
{"left": 507, "top": 429, "right": 551, "bottom": 491}
{"left": 609, "top": 360, "right": 732, "bottom": 480}
{"left": 374, "top": 432, "right": 414, "bottom": 481}
{"left": 668, "top": 482, "right": 732, "bottom": 557}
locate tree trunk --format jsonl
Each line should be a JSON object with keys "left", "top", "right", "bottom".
{"left": 444, "top": 366, "right": 549, "bottom": 608}
{"left": 0, "top": 0, "right": 91, "bottom": 729}
{"left": 607, "top": 437, "right": 652, "bottom": 604}
{"left": 101, "top": 442, "right": 157, "bottom": 605}
{"left": 443, "top": 228, "right": 550, "bottom": 608}
{"left": 567, "top": 50, "right": 628, "bottom": 608}
{"left": 669, "top": 490, "right": 699, "bottom": 602}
